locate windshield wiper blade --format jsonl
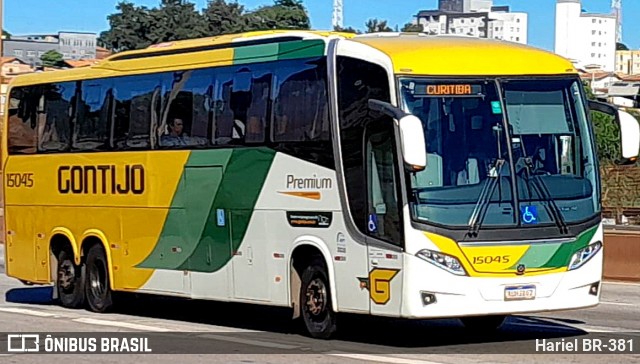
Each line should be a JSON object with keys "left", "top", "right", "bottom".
{"left": 467, "top": 159, "right": 506, "bottom": 238}
{"left": 521, "top": 158, "right": 569, "bottom": 234}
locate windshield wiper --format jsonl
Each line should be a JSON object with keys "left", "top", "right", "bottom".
{"left": 467, "top": 123, "right": 510, "bottom": 238}
{"left": 520, "top": 157, "right": 569, "bottom": 234}
{"left": 467, "top": 158, "right": 507, "bottom": 238}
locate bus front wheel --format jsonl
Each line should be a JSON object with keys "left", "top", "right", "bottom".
{"left": 56, "top": 249, "right": 85, "bottom": 308}
{"left": 299, "top": 261, "right": 337, "bottom": 339}
{"left": 84, "top": 244, "right": 113, "bottom": 313}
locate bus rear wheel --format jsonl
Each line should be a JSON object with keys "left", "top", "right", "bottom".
{"left": 84, "top": 244, "right": 113, "bottom": 313}
{"left": 56, "top": 249, "right": 85, "bottom": 308}
{"left": 460, "top": 315, "right": 507, "bottom": 332}
{"left": 299, "top": 261, "right": 337, "bottom": 339}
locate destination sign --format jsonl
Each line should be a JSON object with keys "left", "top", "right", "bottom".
{"left": 414, "top": 84, "right": 483, "bottom": 96}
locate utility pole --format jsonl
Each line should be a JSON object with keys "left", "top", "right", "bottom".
{"left": 332, "top": 0, "right": 343, "bottom": 29}
{"left": 611, "top": 0, "right": 622, "bottom": 43}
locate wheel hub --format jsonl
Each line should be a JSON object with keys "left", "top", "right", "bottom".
{"left": 58, "top": 261, "right": 75, "bottom": 290}
{"left": 305, "top": 278, "right": 326, "bottom": 316}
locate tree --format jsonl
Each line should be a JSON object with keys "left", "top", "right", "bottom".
{"left": 148, "top": 0, "right": 208, "bottom": 43}
{"left": 2, "top": 29, "right": 10, "bottom": 39}
{"left": 333, "top": 25, "right": 361, "bottom": 34}
{"left": 99, "top": 0, "right": 311, "bottom": 52}
{"left": 365, "top": 19, "right": 393, "bottom": 33}
{"left": 582, "top": 79, "right": 595, "bottom": 100}
{"left": 401, "top": 22, "right": 423, "bottom": 32}
{"left": 40, "top": 50, "right": 64, "bottom": 68}
{"left": 617, "top": 42, "right": 629, "bottom": 51}
{"left": 203, "top": 0, "right": 247, "bottom": 36}
{"left": 245, "top": 0, "right": 310, "bottom": 31}
{"left": 98, "top": 1, "right": 155, "bottom": 51}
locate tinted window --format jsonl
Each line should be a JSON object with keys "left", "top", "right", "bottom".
{"left": 111, "top": 74, "right": 162, "bottom": 150}
{"left": 337, "top": 56, "right": 392, "bottom": 235}
{"left": 213, "top": 65, "right": 272, "bottom": 145}
{"left": 7, "top": 86, "right": 39, "bottom": 154}
{"left": 40, "top": 82, "right": 75, "bottom": 152}
{"left": 74, "top": 79, "right": 112, "bottom": 151}
{"left": 159, "top": 69, "right": 214, "bottom": 148}
{"left": 272, "top": 58, "right": 329, "bottom": 142}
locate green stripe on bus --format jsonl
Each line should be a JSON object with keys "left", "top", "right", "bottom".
{"left": 177, "top": 147, "right": 275, "bottom": 272}
{"left": 509, "top": 243, "right": 563, "bottom": 269}
{"left": 277, "top": 39, "right": 326, "bottom": 60}
{"left": 233, "top": 39, "right": 325, "bottom": 64}
{"left": 540, "top": 225, "right": 599, "bottom": 268}
{"left": 234, "top": 43, "right": 279, "bottom": 64}
{"left": 136, "top": 150, "right": 233, "bottom": 269}
{"left": 137, "top": 148, "right": 275, "bottom": 272}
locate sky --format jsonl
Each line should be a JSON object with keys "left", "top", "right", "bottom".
{"left": 3, "top": 0, "right": 639, "bottom": 51}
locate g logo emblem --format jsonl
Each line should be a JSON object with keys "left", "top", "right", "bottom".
{"left": 516, "top": 264, "right": 526, "bottom": 275}
{"left": 357, "top": 268, "right": 400, "bottom": 305}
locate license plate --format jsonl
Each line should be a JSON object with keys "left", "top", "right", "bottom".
{"left": 504, "top": 285, "right": 536, "bottom": 301}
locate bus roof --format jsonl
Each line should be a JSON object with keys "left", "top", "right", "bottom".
{"left": 350, "top": 33, "right": 577, "bottom": 76}
{"left": 7, "top": 30, "right": 576, "bottom": 88}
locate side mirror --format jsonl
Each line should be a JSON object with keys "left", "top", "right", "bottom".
{"left": 618, "top": 110, "right": 640, "bottom": 162}
{"left": 398, "top": 114, "right": 427, "bottom": 171}
{"left": 588, "top": 100, "right": 640, "bottom": 164}
{"left": 368, "top": 99, "right": 427, "bottom": 171}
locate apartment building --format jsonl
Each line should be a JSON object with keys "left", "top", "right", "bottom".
{"left": 555, "top": 0, "right": 616, "bottom": 72}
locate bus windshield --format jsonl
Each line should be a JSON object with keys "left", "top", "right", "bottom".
{"left": 399, "top": 77, "right": 600, "bottom": 231}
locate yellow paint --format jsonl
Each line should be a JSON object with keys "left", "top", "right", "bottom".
{"left": 81, "top": 229, "right": 116, "bottom": 291}
{"left": 460, "top": 245, "right": 529, "bottom": 272}
{"left": 3, "top": 151, "right": 189, "bottom": 289}
{"left": 352, "top": 35, "right": 576, "bottom": 76}
{"left": 277, "top": 191, "right": 321, "bottom": 200}
{"left": 368, "top": 268, "right": 400, "bottom": 305}
{"left": 424, "top": 232, "right": 566, "bottom": 277}
{"left": 50, "top": 227, "right": 80, "bottom": 264}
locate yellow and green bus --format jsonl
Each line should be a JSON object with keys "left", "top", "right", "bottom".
{"left": 3, "top": 30, "right": 639, "bottom": 339}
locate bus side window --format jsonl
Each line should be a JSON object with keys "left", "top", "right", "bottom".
{"left": 39, "top": 82, "right": 74, "bottom": 152}
{"left": 7, "top": 86, "right": 38, "bottom": 155}
{"left": 73, "top": 80, "right": 112, "bottom": 151}
{"left": 211, "top": 65, "right": 272, "bottom": 146}
{"left": 159, "top": 69, "right": 214, "bottom": 148}
{"left": 272, "top": 58, "right": 329, "bottom": 142}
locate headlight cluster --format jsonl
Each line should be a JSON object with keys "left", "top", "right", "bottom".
{"left": 568, "top": 241, "right": 602, "bottom": 270}
{"left": 416, "top": 249, "right": 467, "bottom": 276}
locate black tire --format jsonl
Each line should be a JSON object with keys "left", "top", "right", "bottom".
{"left": 299, "top": 261, "right": 337, "bottom": 339}
{"left": 56, "top": 249, "right": 85, "bottom": 308}
{"left": 460, "top": 315, "right": 507, "bottom": 332}
{"left": 84, "top": 244, "right": 113, "bottom": 313}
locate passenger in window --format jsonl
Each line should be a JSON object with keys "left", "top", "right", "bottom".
{"left": 274, "top": 113, "right": 288, "bottom": 140}
{"left": 162, "top": 116, "right": 210, "bottom": 147}
{"left": 161, "top": 117, "right": 192, "bottom": 147}
{"left": 245, "top": 111, "right": 263, "bottom": 143}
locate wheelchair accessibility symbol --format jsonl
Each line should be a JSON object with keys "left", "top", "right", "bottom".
{"left": 521, "top": 205, "right": 538, "bottom": 225}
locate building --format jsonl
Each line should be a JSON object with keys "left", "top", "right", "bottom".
{"left": 578, "top": 69, "right": 623, "bottom": 94}
{"left": 2, "top": 39, "right": 58, "bottom": 67}
{"left": 413, "top": 0, "right": 528, "bottom": 44}
{"left": 617, "top": 50, "right": 640, "bottom": 75}
{"left": 554, "top": 0, "right": 617, "bottom": 72}
{"left": 438, "top": 0, "right": 493, "bottom": 13}
{"left": 2, "top": 31, "right": 98, "bottom": 67}
{"left": 96, "top": 46, "right": 113, "bottom": 60}
{"left": 0, "top": 57, "right": 34, "bottom": 117}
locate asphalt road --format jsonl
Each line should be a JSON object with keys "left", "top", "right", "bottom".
{"left": 1, "top": 244, "right": 638, "bottom": 364}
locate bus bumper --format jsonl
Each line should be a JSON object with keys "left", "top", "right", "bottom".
{"left": 400, "top": 250, "right": 603, "bottom": 319}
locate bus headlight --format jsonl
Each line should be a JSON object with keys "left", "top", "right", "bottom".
{"left": 568, "top": 241, "right": 602, "bottom": 270}
{"left": 416, "top": 249, "right": 467, "bottom": 276}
